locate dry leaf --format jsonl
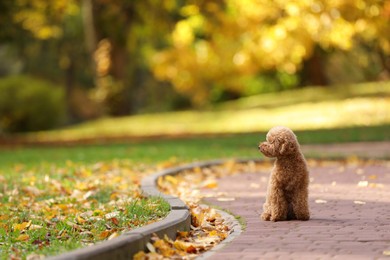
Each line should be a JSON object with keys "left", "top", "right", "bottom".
{"left": 108, "top": 232, "right": 119, "bottom": 240}
{"left": 354, "top": 201, "right": 366, "bottom": 205}
{"left": 357, "top": 181, "right": 368, "bottom": 187}
{"left": 98, "top": 230, "right": 111, "bottom": 240}
{"left": 16, "top": 234, "right": 30, "bottom": 241}
{"left": 13, "top": 221, "right": 31, "bottom": 231}
{"left": 76, "top": 216, "right": 86, "bottom": 224}
{"left": 383, "top": 250, "right": 390, "bottom": 256}
{"left": 164, "top": 175, "right": 178, "bottom": 185}
{"left": 110, "top": 217, "right": 119, "bottom": 226}
{"left": 201, "top": 180, "right": 218, "bottom": 189}
{"left": 29, "top": 224, "right": 43, "bottom": 230}
{"left": 146, "top": 242, "right": 156, "bottom": 253}
{"left": 154, "top": 239, "right": 175, "bottom": 257}
{"left": 216, "top": 197, "right": 235, "bottom": 202}
{"left": 22, "top": 186, "right": 42, "bottom": 196}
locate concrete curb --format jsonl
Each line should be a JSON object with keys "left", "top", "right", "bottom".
{"left": 47, "top": 159, "right": 252, "bottom": 260}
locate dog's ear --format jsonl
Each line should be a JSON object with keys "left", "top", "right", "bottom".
{"left": 280, "top": 142, "right": 295, "bottom": 155}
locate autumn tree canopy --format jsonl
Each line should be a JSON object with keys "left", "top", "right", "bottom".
{"left": 153, "top": 0, "right": 390, "bottom": 105}
{"left": 1, "top": 0, "right": 390, "bottom": 112}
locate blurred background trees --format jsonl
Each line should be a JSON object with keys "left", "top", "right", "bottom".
{"left": 0, "top": 0, "right": 389, "bottom": 132}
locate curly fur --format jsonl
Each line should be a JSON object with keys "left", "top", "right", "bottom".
{"left": 258, "top": 126, "right": 310, "bottom": 222}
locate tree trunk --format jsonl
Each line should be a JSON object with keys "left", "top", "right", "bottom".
{"left": 301, "top": 47, "right": 328, "bottom": 86}
{"left": 81, "top": 0, "right": 97, "bottom": 83}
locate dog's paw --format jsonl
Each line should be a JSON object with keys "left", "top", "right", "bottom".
{"left": 270, "top": 214, "right": 287, "bottom": 222}
{"left": 296, "top": 214, "right": 310, "bottom": 221}
{"left": 261, "top": 212, "right": 271, "bottom": 221}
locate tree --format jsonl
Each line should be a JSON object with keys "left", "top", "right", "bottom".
{"left": 152, "top": 0, "right": 390, "bottom": 106}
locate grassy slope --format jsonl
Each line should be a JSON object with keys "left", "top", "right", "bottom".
{"left": 1, "top": 124, "right": 389, "bottom": 171}
{"left": 1, "top": 81, "right": 390, "bottom": 169}
{"left": 21, "top": 81, "right": 390, "bottom": 143}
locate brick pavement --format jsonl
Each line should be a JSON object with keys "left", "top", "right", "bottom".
{"left": 203, "top": 160, "right": 390, "bottom": 260}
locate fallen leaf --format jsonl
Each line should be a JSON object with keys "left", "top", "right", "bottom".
{"left": 76, "top": 216, "right": 86, "bottom": 224}
{"left": 173, "top": 240, "right": 198, "bottom": 254}
{"left": 16, "top": 234, "right": 30, "bottom": 241}
{"left": 105, "top": 211, "right": 119, "bottom": 219}
{"left": 165, "top": 175, "right": 178, "bottom": 185}
{"left": 110, "top": 217, "right": 119, "bottom": 226}
{"left": 315, "top": 199, "right": 327, "bottom": 204}
{"left": 216, "top": 197, "right": 235, "bottom": 202}
{"left": 191, "top": 208, "right": 204, "bottom": 227}
{"left": 384, "top": 250, "right": 390, "bottom": 256}
{"left": 13, "top": 221, "right": 31, "bottom": 231}
{"left": 146, "top": 242, "right": 156, "bottom": 253}
{"left": 357, "top": 181, "right": 368, "bottom": 187}
{"left": 354, "top": 201, "right": 366, "bottom": 205}
{"left": 154, "top": 239, "right": 175, "bottom": 257}
{"left": 201, "top": 180, "right": 218, "bottom": 189}
{"left": 108, "top": 232, "right": 119, "bottom": 240}
{"left": 98, "top": 230, "right": 111, "bottom": 239}
{"left": 26, "top": 253, "right": 44, "bottom": 260}
{"left": 22, "top": 186, "right": 42, "bottom": 196}
{"left": 29, "top": 224, "right": 43, "bottom": 230}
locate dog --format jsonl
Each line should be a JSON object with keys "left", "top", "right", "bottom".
{"left": 258, "top": 126, "right": 310, "bottom": 221}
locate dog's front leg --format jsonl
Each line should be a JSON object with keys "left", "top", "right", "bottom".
{"left": 270, "top": 189, "right": 288, "bottom": 221}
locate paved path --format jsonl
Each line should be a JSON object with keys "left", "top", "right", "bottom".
{"left": 301, "top": 141, "right": 390, "bottom": 159}
{"left": 203, "top": 160, "right": 390, "bottom": 260}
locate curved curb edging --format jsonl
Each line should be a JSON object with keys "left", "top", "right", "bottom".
{"left": 48, "top": 159, "right": 252, "bottom": 260}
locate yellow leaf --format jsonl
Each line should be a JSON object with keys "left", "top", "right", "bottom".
{"left": 154, "top": 239, "right": 175, "bottom": 257}
{"left": 76, "top": 216, "right": 86, "bottom": 224}
{"left": 133, "top": 251, "right": 147, "bottom": 260}
{"left": 191, "top": 208, "right": 204, "bottom": 227}
{"left": 29, "top": 224, "right": 43, "bottom": 230}
{"left": 208, "top": 230, "right": 219, "bottom": 237}
{"left": 201, "top": 179, "right": 218, "bottom": 189}
{"left": 108, "top": 232, "right": 119, "bottom": 240}
{"left": 384, "top": 250, "right": 390, "bottom": 256}
{"left": 99, "top": 230, "right": 111, "bottom": 239}
{"left": 173, "top": 240, "right": 197, "bottom": 253}
{"left": 13, "top": 221, "right": 31, "bottom": 231}
{"left": 176, "top": 231, "right": 189, "bottom": 238}
{"left": 165, "top": 175, "right": 178, "bottom": 185}
{"left": 16, "top": 234, "right": 30, "bottom": 241}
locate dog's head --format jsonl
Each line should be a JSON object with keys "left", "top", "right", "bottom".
{"left": 258, "top": 126, "right": 299, "bottom": 158}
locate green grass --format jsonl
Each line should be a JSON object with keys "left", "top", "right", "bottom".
{"left": 0, "top": 157, "right": 170, "bottom": 259}
{"left": 1, "top": 124, "right": 389, "bottom": 171}
{"left": 14, "top": 81, "right": 390, "bottom": 143}
{"left": 0, "top": 196, "right": 169, "bottom": 259}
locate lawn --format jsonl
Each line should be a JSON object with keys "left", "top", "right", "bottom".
{"left": 13, "top": 80, "right": 390, "bottom": 144}
{"left": 0, "top": 81, "right": 389, "bottom": 258}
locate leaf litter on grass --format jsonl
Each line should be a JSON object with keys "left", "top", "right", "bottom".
{"left": 0, "top": 160, "right": 171, "bottom": 260}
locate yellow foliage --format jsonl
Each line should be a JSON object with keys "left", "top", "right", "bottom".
{"left": 152, "top": 0, "right": 390, "bottom": 104}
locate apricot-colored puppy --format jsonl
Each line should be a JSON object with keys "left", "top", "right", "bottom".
{"left": 258, "top": 126, "right": 310, "bottom": 222}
